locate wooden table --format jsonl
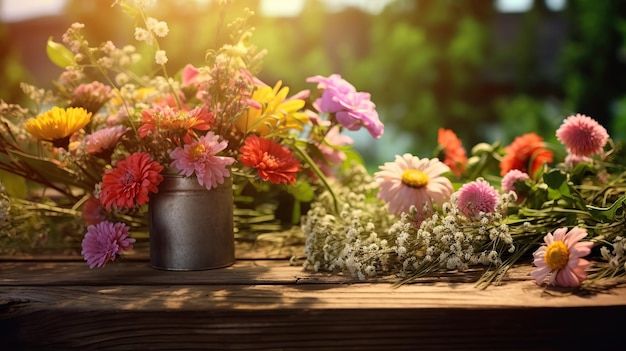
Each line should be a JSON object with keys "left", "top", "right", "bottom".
{"left": 1, "top": 246, "right": 625, "bottom": 351}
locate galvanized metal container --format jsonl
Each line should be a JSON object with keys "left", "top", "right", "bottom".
{"left": 148, "top": 175, "right": 235, "bottom": 270}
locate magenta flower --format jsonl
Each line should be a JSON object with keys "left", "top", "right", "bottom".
{"left": 556, "top": 113, "right": 609, "bottom": 156}
{"left": 530, "top": 227, "right": 594, "bottom": 287}
{"left": 374, "top": 154, "right": 453, "bottom": 221}
{"left": 501, "top": 169, "right": 530, "bottom": 203}
{"left": 169, "top": 132, "right": 235, "bottom": 190}
{"left": 307, "top": 74, "right": 384, "bottom": 139}
{"left": 81, "top": 221, "right": 135, "bottom": 269}
{"left": 456, "top": 179, "right": 500, "bottom": 219}
{"left": 84, "top": 125, "right": 129, "bottom": 156}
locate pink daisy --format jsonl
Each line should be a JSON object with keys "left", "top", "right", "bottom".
{"left": 456, "top": 179, "right": 500, "bottom": 219}
{"left": 169, "top": 132, "right": 235, "bottom": 190}
{"left": 81, "top": 221, "right": 135, "bottom": 269}
{"left": 555, "top": 113, "right": 609, "bottom": 156}
{"left": 530, "top": 227, "right": 594, "bottom": 287}
{"left": 374, "top": 153, "right": 453, "bottom": 220}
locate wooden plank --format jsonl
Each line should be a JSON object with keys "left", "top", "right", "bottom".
{"left": 3, "top": 280, "right": 626, "bottom": 310}
{"left": 1, "top": 259, "right": 625, "bottom": 350}
{"left": 1, "top": 284, "right": 625, "bottom": 350}
{"left": 0, "top": 259, "right": 541, "bottom": 287}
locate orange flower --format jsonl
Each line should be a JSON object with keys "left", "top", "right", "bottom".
{"left": 437, "top": 128, "right": 466, "bottom": 177}
{"left": 499, "top": 133, "right": 553, "bottom": 176}
{"left": 239, "top": 135, "right": 301, "bottom": 185}
{"left": 138, "top": 106, "right": 213, "bottom": 145}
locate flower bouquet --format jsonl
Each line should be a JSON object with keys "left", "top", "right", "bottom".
{"left": 0, "top": 0, "right": 382, "bottom": 267}
{"left": 302, "top": 114, "right": 626, "bottom": 289}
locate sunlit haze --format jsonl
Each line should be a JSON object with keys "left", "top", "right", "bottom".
{"left": 1, "top": 0, "right": 567, "bottom": 22}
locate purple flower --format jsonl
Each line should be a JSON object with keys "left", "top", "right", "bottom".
{"left": 81, "top": 221, "right": 135, "bottom": 269}
{"left": 307, "top": 74, "right": 384, "bottom": 139}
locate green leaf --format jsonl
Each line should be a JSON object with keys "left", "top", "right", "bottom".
{"left": 287, "top": 180, "right": 314, "bottom": 203}
{"left": 8, "top": 149, "right": 91, "bottom": 190}
{"left": 588, "top": 196, "right": 626, "bottom": 222}
{"left": 46, "top": 37, "right": 75, "bottom": 68}
{"left": 543, "top": 170, "right": 572, "bottom": 200}
{"left": 0, "top": 171, "right": 28, "bottom": 198}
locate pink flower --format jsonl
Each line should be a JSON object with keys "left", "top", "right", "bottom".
{"left": 556, "top": 113, "right": 609, "bottom": 156}
{"left": 501, "top": 169, "right": 530, "bottom": 203}
{"left": 456, "top": 179, "right": 500, "bottom": 219}
{"left": 239, "top": 135, "right": 302, "bottom": 185}
{"left": 99, "top": 152, "right": 164, "bottom": 211}
{"left": 81, "top": 221, "right": 135, "bottom": 269}
{"left": 530, "top": 227, "right": 594, "bottom": 287}
{"left": 84, "top": 125, "right": 129, "bottom": 156}
{"left": 564, "top": 153, "right": 592, "bottom": 167}
{"left": 169, "top": 132, "right": 235, "bottom": 190}
{"left": 182, "top": 64, "right": 200, "bottom": 86}
{"left": 82, "top": 195, "right": 106, "bottom": 226}
{"left": 374, "top": 154, "right": 453, "bottom": 221}
{"left": 317, "top": 126, "right": 354, "bottom": 176}
{"left": 70, "top": 81, "right": 113, "bottom": 114}
{"left": 307, "top": 74, "right": 384, "bottom": 139}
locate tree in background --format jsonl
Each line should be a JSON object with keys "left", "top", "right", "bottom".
{"left": 4, "top": 0, "right": 626, "bottom": 165}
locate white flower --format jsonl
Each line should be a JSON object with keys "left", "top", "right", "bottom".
{"left": 153, "top": 21, "right": 169, "bottom": 37}
{"left": 134, "top": 27, "right": 150, "bottom": 42}
{"left": 155, "top": 50, "right": 168, "bottom": 65}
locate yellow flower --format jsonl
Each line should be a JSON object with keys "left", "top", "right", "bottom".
{"left": 25, "top": 106, "right": 91, "bottom": 148}
{"left": 236, "top": 81, "right": 309, "bottom": 136}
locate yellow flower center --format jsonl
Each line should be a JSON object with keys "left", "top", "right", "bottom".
{"left": 401, "top": 169, "right": 429, "bottom": 188}
{"left": 190, "top": 143, "right": 206, "bottom": 159}
{"left": 544, "top": 241, "right": 570, "bottom": 270}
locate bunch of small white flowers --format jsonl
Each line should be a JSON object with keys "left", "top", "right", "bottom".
{"left": 302, "top": 163, "right": 395, "bottom": 278}
{"left": 600, "top": 236, "right": 626, "bottom": 276}
{"left": 302, "top": 169, "right": 518, "bottom": 282}
{"left": 396, "top": 192, "right": 516, "bottom": 280}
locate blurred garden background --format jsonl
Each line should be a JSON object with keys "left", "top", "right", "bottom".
{"left": 2, "top": 0, "right": 626, "bottom": 168}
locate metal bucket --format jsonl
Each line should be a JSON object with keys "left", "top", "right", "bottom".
{"left": 148, "top": 175, "right": 235, "bottom": 270}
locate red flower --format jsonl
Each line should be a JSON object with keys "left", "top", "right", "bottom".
{"left": 100, "top": 152, "right": 164, "bottom": 211}
{"left": 82, "top": 195, "right": 106, "bottom": 226}
{"left": 239, "top": 135, "right": 301, "bottom": 185}
{"left": 138, "top": 105, "right": 214, "bottom": 145}
{"left": 437, "top": 128, "right": 466, "bottom": 177}
{"left": 500, "top": 133, "right": 553, "bottom": 176}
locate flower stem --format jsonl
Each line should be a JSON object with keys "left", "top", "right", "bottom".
{"left": 293, "top": 144, "right": 339, "bottom": 213}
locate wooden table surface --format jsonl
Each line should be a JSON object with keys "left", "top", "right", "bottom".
{"left": 1, "top": 245, "right": 625, "bottom": 351}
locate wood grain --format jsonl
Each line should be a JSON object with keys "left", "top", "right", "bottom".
{"left": 1, "top": 259, "right": 625, "bottom": 350}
